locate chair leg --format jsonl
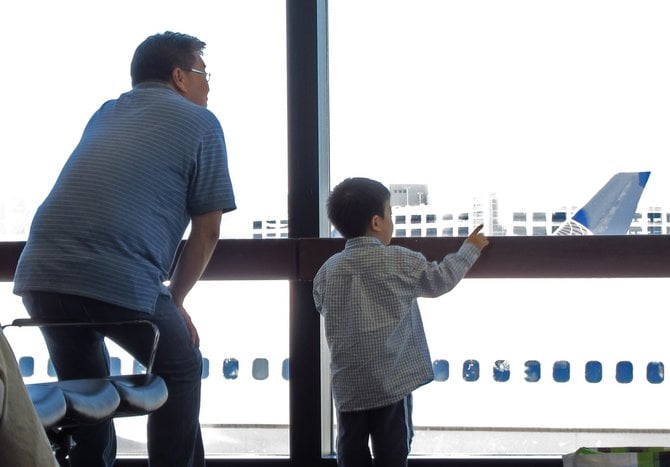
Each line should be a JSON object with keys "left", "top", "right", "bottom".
{"left": 48, "top": 428, "right": 73, "bottom": 467}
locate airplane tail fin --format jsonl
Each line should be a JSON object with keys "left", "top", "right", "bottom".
{"left": 554, "top": 172, "right": 650, "bottom": 236}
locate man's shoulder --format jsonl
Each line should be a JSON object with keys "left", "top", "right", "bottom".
{"left": 125, "top": 84, "right": 220, "bottom": 123}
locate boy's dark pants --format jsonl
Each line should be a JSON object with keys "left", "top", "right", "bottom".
{"left": 336, "top": 394, "right": 413, "bottom": 467}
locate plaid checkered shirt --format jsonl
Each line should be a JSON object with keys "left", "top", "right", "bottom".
{"left": 313, "top": 236, "right": 481, "bottom": 412}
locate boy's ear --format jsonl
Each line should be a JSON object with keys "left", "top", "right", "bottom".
{"left": 369, "top": 214, "right": 383, "bottom": 232}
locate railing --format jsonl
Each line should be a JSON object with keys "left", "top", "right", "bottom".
{"left": 4, "top": 236, "right": 670, "bottom": 282}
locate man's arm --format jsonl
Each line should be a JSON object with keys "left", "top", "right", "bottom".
{"left": 168, "top": 210, "right": 222, "bottom": 346}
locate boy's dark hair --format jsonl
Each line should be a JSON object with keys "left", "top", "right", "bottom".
{"left": 130, "top": 31, "right": 206, "bottom": 86}
{"left": 327, "top": 177, "right": 390, "bottom": 239}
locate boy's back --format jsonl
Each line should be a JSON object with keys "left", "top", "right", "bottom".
{"left": 314, "top": 234, "right": 482, "bottom": 412}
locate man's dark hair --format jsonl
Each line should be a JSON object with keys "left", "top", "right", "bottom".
{"left": 327, "top": 177, "right": 390, "bottom": 239}
{"left": 130, "top": 31, "right": 206, "bottom": 86}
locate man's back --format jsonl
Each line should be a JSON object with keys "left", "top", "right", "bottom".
{"left": 13, "top": 82, "right": 235, "bottom": 313}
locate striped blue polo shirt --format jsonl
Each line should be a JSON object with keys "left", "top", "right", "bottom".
{"left": 13, "top": 82, "right": 236, "bottom": 313}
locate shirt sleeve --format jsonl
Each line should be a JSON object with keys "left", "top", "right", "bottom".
{"left": 188, "top": 121, "right": 236, "bottom": 216}
{"left": 415, "top": 240, "right": 481, "bottom": 298}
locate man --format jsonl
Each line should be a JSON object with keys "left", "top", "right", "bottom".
{"left": 13, "top": 31, "right": 236, "bottom": 467}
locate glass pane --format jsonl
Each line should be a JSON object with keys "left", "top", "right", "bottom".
{"left": 329, "top": 0, "right": 670, "bottom": 237}
{"left": 411, "top": 278, "right": 670, "bottom": 455}
{"left": 0, "top": 0, "right": 287, "bottom": 240}
{"left": 0, "top": 281, "right": 290, "bottom": 457}
{"left": 323, "top": 278, "right": 670, "bottom": 456}
{"left": 193, "top": 281, "right": 289, "bottom": 457}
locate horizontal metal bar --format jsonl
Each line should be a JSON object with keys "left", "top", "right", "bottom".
{"left": 2, "top": 236, "right": 670, "bottom": 282}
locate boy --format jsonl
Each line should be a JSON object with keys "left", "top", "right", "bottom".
{"left": 313, "top": 177, "right": 488, "bottom": 467}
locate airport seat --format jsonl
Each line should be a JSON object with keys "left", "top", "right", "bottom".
{"left": 2, "top": 318, "right": 168, "bottom": 467}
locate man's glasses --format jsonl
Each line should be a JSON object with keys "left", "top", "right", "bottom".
{"left": 187, "top": 68, "right": 211, "bottom": 82}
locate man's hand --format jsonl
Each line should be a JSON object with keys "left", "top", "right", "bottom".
{"left": 177, "top": 304, "right": 200, "bottom": 347}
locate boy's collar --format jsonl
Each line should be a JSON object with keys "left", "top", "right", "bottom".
{"left": 345, "top": 236, "right": 383, "bottom": 248}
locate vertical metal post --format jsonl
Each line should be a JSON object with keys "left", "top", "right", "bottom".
{"left": 287, "top": 0, "right": 330, "bottom": 464}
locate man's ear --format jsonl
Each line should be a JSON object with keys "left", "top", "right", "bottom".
{"left": 171, "top": 67, "right": 188, "bottom": 93}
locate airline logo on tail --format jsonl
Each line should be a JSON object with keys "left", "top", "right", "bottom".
{"left": 554, "top": 172, "right": 650, "bottom": 236}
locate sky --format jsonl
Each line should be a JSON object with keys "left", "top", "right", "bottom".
{"left": 328, "top": 0, "right": 670, "bottom": 213}
{"left": 2, "top": 0, "right": 669, "bottom": 236}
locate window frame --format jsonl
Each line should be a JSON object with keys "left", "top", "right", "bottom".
{"left": 2, "top": 1, "right": 670, "bottom": 465}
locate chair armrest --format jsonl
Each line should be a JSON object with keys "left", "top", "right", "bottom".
{"left": 2, "top": 318, "right": 160, "bottom": 374}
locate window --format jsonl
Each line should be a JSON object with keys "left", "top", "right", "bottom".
{"left": 1, "top": 0, "right": 289, "bottom": 458}
{"left": 513, "top": 226, "right": 527, "bottom": 236}
{"left": 329, "top": 0, "right": 670, "bottom": 240}
{"left": 0, "top": 280, "right": 290, "bottom": 457}
{"left": 552, "top": 212, "right": 567, "bottom": 223}
{"left": 3, "top": 0, "right": 670, "bottom": 463}
{"left": 0, "top": 0, "right": 287, "bottom": 242}
{"left": 329, "top": 0, "right": 670, "bottom": 457}
{"left": 649, "top": 213, "right": 662, "bottom": 223}
{"left": 412, "top": 278, "right": 670, "bottom": 455}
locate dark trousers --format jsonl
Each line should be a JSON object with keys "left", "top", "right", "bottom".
{"left": 22, "top": 291, "right": 205, "bottom": 467}
{"left": 336, "top": 395, "right": 413, "bottom": 467}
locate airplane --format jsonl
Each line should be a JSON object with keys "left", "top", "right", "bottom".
{"left": 553, "top": 171, "right": 651, "bottom": 236}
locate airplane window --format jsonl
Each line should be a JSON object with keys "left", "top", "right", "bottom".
{"left": 647, "top": 362, "right": 664, "bottom": 384}
{"left": 110, "top": 357, "right": 122, "bottom": 376}
{"left": 524, "top": 360, "right": 541, "bottom": 382}
{"left": 281, "top": 358, "right": 290, "bottom": 381}
{"left": 585, "top": 361, "right": 602, "bottom": 383}
{"left": 553, "top": 361, "right": 570, "bottom": 383}
{"left": 433, "top": 360, "right": 449, "bottom": 382}
{"left": 133, "top": 361, "right": 146, "bottom": 374}
{"left": 492, "top": 360, "right": 510, "bottom": 382}
{"left": 47, "top": 360, "right": 56, "bottom": 378}
{"left": 252, "top": 358, "right": 270, "bottom": 380}
{"left": 616, "top": 361, "right": 634, "bottom": 384}
{"left": 223, "top": 358, "right": 240, "bottom": 380}
{"left": 462, "top": 360, "right": 479, "bottom": 382}
{"left": 201, "top": 358, "right": 210, "bottom": 379}
{"left": 19, "top": 356, "right": 34, "bottom": 377}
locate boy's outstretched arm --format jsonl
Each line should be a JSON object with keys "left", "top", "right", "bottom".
{"left": 466, "top": 224, "right": 489, "bottom": 251}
